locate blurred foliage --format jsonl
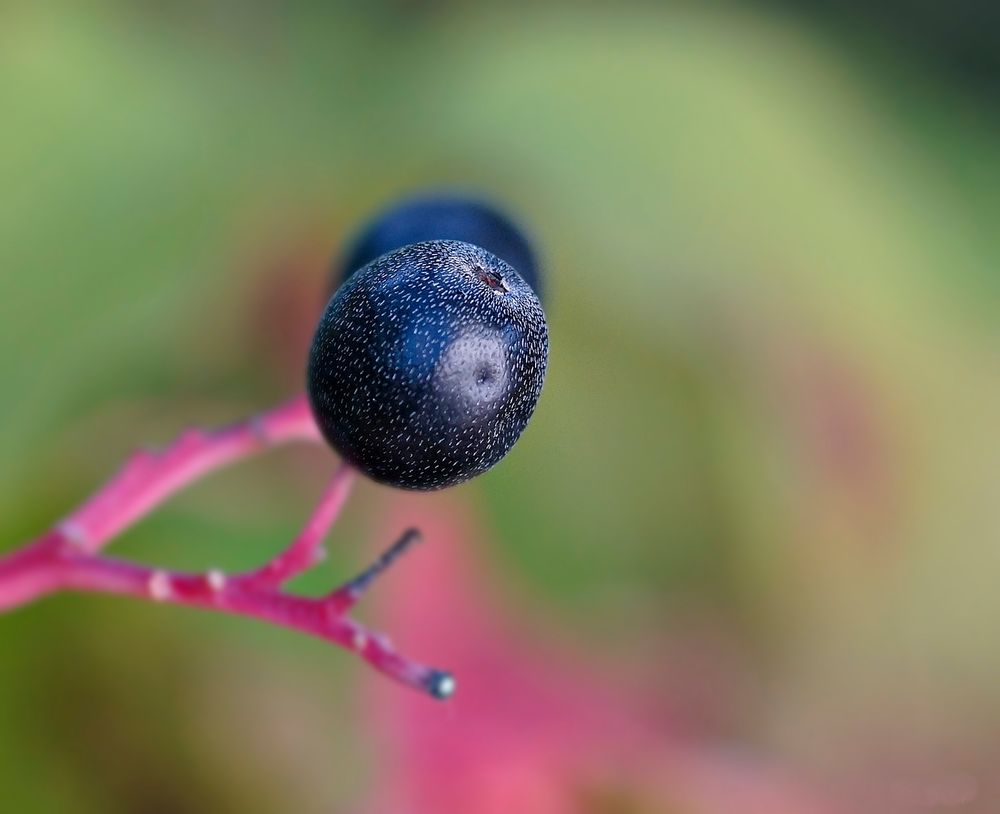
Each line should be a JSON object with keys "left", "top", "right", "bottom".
{"left": 1, "top": 1, "right": 998, "bottom": 811}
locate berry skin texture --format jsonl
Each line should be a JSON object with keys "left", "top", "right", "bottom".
{"left": 308, "top": 240, "right": 548, "bottom": 490}
{"left": 338, "top": 193, "right": 543, "bottom": 301}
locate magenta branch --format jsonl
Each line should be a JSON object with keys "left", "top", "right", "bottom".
{"left": 0, "top": 394, "right": 455, "bottom": 700}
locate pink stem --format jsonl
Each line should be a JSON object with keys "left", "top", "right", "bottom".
{"left": 0, "top": 533, "right": 68, "bottom": 611}
{"left": 0, "top": 395, "right": 454, "bottom": 700}
{"left": 59, "top": 394, "right": 321, "bottom": 553}
{"left": 243, "top": 465, "right": 356, "bottom": 589}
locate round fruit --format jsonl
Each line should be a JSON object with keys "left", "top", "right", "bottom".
{"left": 308, "top": 240, "right": 548, "bottom": 490}
{"left": 337, "top": 193, "right": 543, "bottom": 300}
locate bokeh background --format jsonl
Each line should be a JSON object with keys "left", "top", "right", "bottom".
{"left": 1, "top": 2, "right": 998, "bottom": 812}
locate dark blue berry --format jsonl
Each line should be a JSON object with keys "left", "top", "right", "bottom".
{"left": 308, "top": 240, "right": 548, "bottom": 490}
{"left": 338, "top": 193, "right": 543, "bottom": 300}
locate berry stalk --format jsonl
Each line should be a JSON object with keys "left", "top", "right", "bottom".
{"left": 58, "top": 394, "right": 321, "bottom": 553}
{"left": 0, "top": 396, "right": 453, "bottom": 700}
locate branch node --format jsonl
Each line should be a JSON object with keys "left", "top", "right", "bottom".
{"left": 205, "top": 569, "right": 226, "bottom": 592}
{"left": 331, "top": 527, "right": 422, "bottom": 611}
{"left": 148, "top": 570, "right": 172, "bottom": 601}
{"left": 56, "top": 521, "right": 90, "bottom": 550}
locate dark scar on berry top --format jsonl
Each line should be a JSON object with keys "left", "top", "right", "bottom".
{"left": 473, "top": 264, "right": 509, "bottom": 293}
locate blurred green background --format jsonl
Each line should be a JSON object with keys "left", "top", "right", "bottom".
{"left": 1, "top": 1, "right": 998, "bottom": 812}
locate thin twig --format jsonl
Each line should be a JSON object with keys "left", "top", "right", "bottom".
{"left": 58, "top": 394, "right": 321, "bottom": 553}
{"left": 0, "top": 395, "right": 454, "bottom": 699}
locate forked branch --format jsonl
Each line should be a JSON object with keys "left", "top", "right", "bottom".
{"left": 0, "top": 394, "right": 454, "bottom": 700}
